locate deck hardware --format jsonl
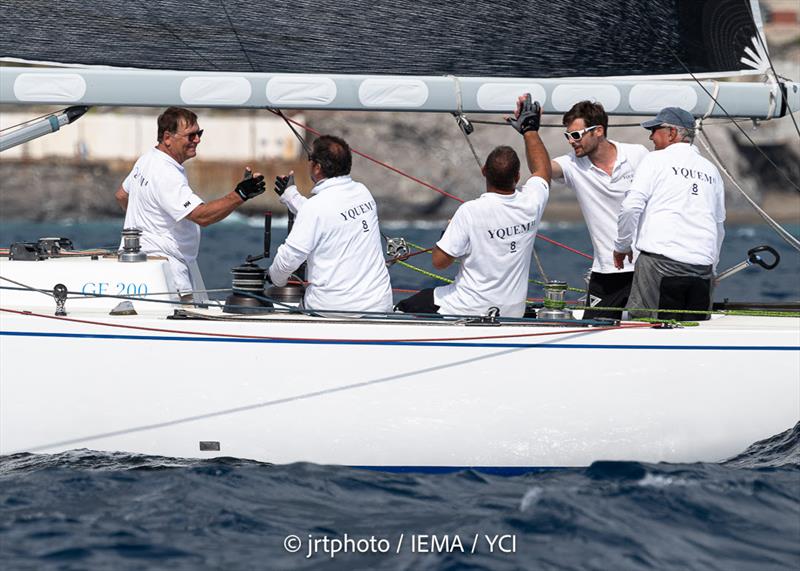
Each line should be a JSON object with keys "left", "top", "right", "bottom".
{"left": 37, "top": 237, "right": 74, "bottom": 256}
{"left": 717, "top": 245, "right": 780, "bottom": 282}
{"left": 386, "top": 237, "right": 409, "bottom": 259}
{"left": 466, "top": 306, "right": 501, "bottom": 326}
{"left": 538, "top": 281, "right": 575, "bottom": 320}
{"left": 224, "top": 263, "right": 272, "bottom": 313}
{"left": 53, "top": 283, "right": 68, "bottom": 316}
{"left": 110, "top": 301, "right": 137, "bottom": 316}
{"left": 118, "top": 228, "right": 147, "bottom": 263}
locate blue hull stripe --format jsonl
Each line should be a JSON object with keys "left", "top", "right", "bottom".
{"left": 1, "top": 330, "right": 797, "bottom": 351}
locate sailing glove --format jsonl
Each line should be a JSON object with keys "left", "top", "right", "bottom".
{"left": 234, "top": 174, "right": 266, "bottom": 201}
{"left": 507, "top": 94, "right": 541, "bottom": 134}
{"left": 274, "top": 173, "right": 295, "bottom": 197}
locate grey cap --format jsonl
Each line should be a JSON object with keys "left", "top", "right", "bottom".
{"left": 641, "top": 107, "right": 696, "bottom": 129}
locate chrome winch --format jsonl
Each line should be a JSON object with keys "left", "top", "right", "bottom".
{"left": 537, "top": 280, "right": 574, "bottom": 320}
{"left": 118, "top": 228, "right": 147, "bottom": 263}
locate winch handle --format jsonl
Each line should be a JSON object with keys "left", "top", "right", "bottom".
{"left": 747, "top": 245, "right": 780, "bottom": 270}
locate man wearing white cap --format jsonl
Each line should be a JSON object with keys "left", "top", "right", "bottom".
{"left": 612, "top": 107, "right": 725, "bottom": 320}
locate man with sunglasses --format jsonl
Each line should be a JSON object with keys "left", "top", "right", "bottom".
{"left": 268, "top": 135, "right": 393, "bottom": 313}
{"left": 115, "top": 107, "right": 266, "bottom": 301}
{"left": 613, "top": 107, "right": 725, "bottom": 320}
{"left": 551, "top": 101, "right": 649, "bottom": 320}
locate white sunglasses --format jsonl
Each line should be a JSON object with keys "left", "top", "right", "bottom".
{"left": 564, "top": 125, "right": 600, "bottom": 141}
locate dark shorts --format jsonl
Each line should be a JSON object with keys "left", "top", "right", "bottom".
{"left": 584, "top": 271, "right": 633, "bottom": 320}
{"left": 394, "top": 288, "right": 441, "bottom": 315}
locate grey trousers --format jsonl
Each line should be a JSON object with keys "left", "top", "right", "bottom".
{"left": 627, "top": 251, "right": 714, "bottom": 319}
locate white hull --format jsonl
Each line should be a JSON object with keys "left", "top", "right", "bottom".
{"left": 1, "top": 257, "right": 798, "bottom": 469}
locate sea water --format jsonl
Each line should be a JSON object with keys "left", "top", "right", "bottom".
{"left": 1, "top": 218, "right": 799, "bottom": 303}
{"left": 0, "top": 219, "right": 798, "bottom": 570}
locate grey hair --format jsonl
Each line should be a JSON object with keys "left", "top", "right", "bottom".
{"left": 663, "top": 123, "right": 695, "bottom": 143}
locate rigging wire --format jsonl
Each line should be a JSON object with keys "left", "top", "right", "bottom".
{"left": 219, "top": 0, "right": 258, "bottom": 73}
{"left": 696, "top": 129, "right": 800, "bottom": 252}
{"left": 743, "top": 0, "right": 800, "bottom": 140}
{"left": 133, "top": 0, "right": 221, "bottom": 70}
{"left": 641, "top": 1, "right": 799, "bottom": 193}
{"left": 267, "top": 108, "right": 314, "bottom": 158}
{"left": 469, "top": 118, "right": 738, "bottom": 128}
{"left": 452, "top": 113, "right": 483, "bottom": 168}
{"left": 272, "top": 112, "right": 594, "bottom": 259}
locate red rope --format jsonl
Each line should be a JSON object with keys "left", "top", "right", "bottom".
{"left": 536, "top": 235, "right": 593, "bottom": 260}
{"left": 278, "top": 113, "right": 593, "bottom": 261}
{"left": 1, "top": 307, "right": 653, "bottom": 344}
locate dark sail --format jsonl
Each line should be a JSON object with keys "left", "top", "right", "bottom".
{"left": 0, "top": 0, "right": 763, "bottom": 77}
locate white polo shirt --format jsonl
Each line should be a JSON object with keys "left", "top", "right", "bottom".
{"left": 120, "top": 148, "right": 204, "bottom": 293}
{"left": 433, "top": 176, "right": 549, "bottom": 318}
{"left": 615, "top": 143, "right": 725, "bottom": 266}
{"left": 554, "top": 141, "right": 649, "bottom": 273}
{"left": 269, "top": 175, "right": 393, "bottom": 313}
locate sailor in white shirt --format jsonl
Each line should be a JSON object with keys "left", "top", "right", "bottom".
{"left": 268, "top": 135, "right": 393, "bottom": 313}
{"left": 613, "top": 107, "right": 725, "bottom": 320}
{"left": 552, "top": 101, "right": 649, "bottom": 319}
{"left": 116, "top": 107, "right": 266, "bottom": 300}
{"left": 395, "top": 94, "right": 550, "bottom": 318}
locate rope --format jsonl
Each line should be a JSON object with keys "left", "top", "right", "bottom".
{"left": 272, "top": 113, "right": 594, "bottom": 260}
{"left": 531, "top": 246, "right": 549, "bottom": 282}
{"left": 0, "top": 306, "right": 658, "bottom": 343}
{"left": 394, "top": 260, "right": 453, "bottom": 283}
{"left": 695, "top": 128, "right": 800, "bottom": 253}
{"left": 268, "top": 108, "right": 313, "bottom": 158}
{"left": 701, "top": 81, "right": 720, "bottom": 120}
{"left": 399, "top": 240, "right": 588, "bottom": 293}
{"left": 637, "top": 13, "right": 800, "bottom": 193}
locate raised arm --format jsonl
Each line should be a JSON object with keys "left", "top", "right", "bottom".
{"left": 507, "top": 94, "right": 551, "bottom": 185}
{"left": 524, "top": 131, "right": 552, "bottom": 185}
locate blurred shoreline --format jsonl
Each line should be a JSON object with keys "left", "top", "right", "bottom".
{"left": 1, "top": 156, "right": 798, "bottom": 224}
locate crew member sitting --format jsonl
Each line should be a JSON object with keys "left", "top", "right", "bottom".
{"left": 269, "top": 135, "right": 393, "bottom": 314}
{"left": 395, "top": 94, "right": 551, "bottom": 318}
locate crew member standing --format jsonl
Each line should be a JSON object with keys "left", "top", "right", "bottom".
{"left": 116, "top": 107, "right": 265, "bottom": 301}
{"left": 613, "top": 107, "right": 725, "bottom": 320}
{"left": 552, "top": 101, "right": 649, "bottom": 319}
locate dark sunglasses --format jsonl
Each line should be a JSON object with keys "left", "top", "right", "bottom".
{"left": 563, "top": 125, "right": 599, "bottom": 141}
{"left": 175, "top": 129, "right": 204, "bottom": 140}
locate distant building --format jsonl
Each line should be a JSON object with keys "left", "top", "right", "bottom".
{"left": 0, "top": 109, "right": 304, "bottom": 161}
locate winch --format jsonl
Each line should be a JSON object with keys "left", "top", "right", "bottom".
{"left": 223, "top": 262, "right": 272, "bottom": 313}
{"left": 537, "top": 281, "right": 574, "bottom": 320}
{"left": 118, "top": 228, "right": 147, "bottom": 263}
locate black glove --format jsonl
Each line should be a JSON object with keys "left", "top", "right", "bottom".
{"left": 507, "top": 94, "right": 541, "bottom": 134}
{"left": 274, "top": 173, "right": 295, "bottom": 197}
{"left": 234, "top": 174, "right": 266, "bottom": 201}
